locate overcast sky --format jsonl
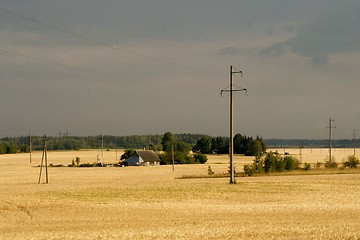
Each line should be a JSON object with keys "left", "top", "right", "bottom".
{"left": 1, "top": 0, "right": 359, "bottom": 139}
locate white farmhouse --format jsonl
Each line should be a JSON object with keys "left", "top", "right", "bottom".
{"left": 123, "top": 150, "right": 160, "bottom": 166}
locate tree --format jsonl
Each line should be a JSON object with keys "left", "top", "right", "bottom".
{"left": 234, "top": 134, "right": 246, "bottom": 154}
{"left": 161, "top": 132, "right": 175, "bottom": 153}
{"left": 264, "top": 152, "right": 280, "bottom": 173}
{"left": 343, "top": 155, "right": 359, "bottom": 168}
{"left": 192, "top": 136, "right": 211, "bottom": 154}
{"left": 176, "top": 141, "right": 192, "bottom": 153}
{"left": 246, "top": 140, "right": 263, "bottom": 156}
{"left": 256, "top": 136, "right": 266, "bottom": 153}
{"left": 211, "top": 137, "right": 229, "bottom": 154}
{"left": 6, "top": 143, "right": 18, "bottom": 154}
{"left": 193, "top": 153, "right": 208, "bottom": 164}
{"left": 120, "top": 149, "right": 136, "bottom": 160}
{"left": 0, "top": 144, "right": 6, "bottom": 154}
{"left": 233, "top": 134, "right": 266, "bottom": 156}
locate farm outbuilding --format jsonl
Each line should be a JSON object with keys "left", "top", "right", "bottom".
{"left": 123, "top": 150, "right": 160, "bottom": 166}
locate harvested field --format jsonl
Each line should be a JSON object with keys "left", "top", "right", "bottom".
{"left": 1, "top": 149, "right": 360, "bottom": 239}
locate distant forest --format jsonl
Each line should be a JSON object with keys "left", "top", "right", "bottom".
{"left": 0, "top": 134, "right": 205, "bottom": 153}
{"left": 0, "top": 134, "right": 358, "bottom": 154}
{"left": 264, "top": 139, "right": 358, "bottom": 148}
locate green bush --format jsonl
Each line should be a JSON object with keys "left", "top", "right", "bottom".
{"left": 243, "top": 156, "right": 264, "bottom": 176}
{"left": 284, "top": 156, "right": 300, "bottom": 171}
{"left": 193, "top": 153, "right": 208, "bottom": 164}
{"left": 79, "top": 163, "right": 94, "bottom": 167}
{"left": 243, "top": 164, "right": 254, "bottom": 176}
{"left": 343, "top": 155, "right": 359, "bottom": 168}
{"left": 207, "top": 165, "right": 214, "bottom": 175}
{"left": 304, "top": 162, "right": 311, "bottom": 171}
{"left": 325, "top": 160, "right": 338, "bottom": 168}
{"left": 315, "top": 162, "right": 323, "bottom": 168}
{"left": 264, "top": 152, "right": 276, "bottom": 173}
{"left": 252, "top": 156, "right": 264, "bottom": 174}
{"left": 274, "top": 158, "right": 285, "bottom": 172}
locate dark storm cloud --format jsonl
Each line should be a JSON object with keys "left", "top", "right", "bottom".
{"left": 259, "top": 1, "right": 360, "bottom": 65}
{"left": 1, "top": 0, "right": 360, "bottom": 138}
{"left": 217, "top": 47, "right": 256, "bottom": 56}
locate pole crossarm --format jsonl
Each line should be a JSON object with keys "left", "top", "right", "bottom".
{"left": 221, "top": 88, "right": 247, "bottom": 94}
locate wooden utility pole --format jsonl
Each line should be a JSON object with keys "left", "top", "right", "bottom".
{"left": 29, "top": 131, "right": 32, "bottom": 164}
{"left": 221, "top": 66, "right": 246, "bottom": 184}
{"left": 99, "top": 133, "right": 104, "bottom": 165}
{"left": 171, "top": 143, "right": 175, "bottom": 171}
{"left": 115, "top": 136, "right": 118, "bottom": 162}
{"left": 327, "top": 118, "right": 335, "bottom": 162}
{"left": 38, "top": 135, "right": 49, "bottom": 184}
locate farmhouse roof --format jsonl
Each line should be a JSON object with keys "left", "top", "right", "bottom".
{"left": 136, "top": 150, "right": 160, "bottom": 162}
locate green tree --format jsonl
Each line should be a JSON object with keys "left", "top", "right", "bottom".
{"left": 176, "top": 141, "right": 192, "bottom": 153}
{"left": 193, "top": 153, "right": 208, "bottom": 164}
{"left": 284, "top": 156, "right": 299, "bottom": 171}
{"left": 211, "top": 137, "right": 228, "bottom": 154}
{"left": 264, "top": 152, "right": 279, "bottom": 173}
{"left": 120, "top": 149, "right": 136, "bottom": 160}
{"left": 246, "top": 140, "right": 263, "bottom": 156}
{"left": 256, "top": 136, "right": 266, "bottom": 153}
{"left": 192, "top": 136, "right": 211, "bottom": 154}
{"left": 6, "top": 143, "right": 18, "bottom": 154}
{"left": 161, "top": 132, "right": 175, "bottom": 153}
{"left": 0, "top": 144, "right": 6, "bottom": 154}
{"left": 343, "top": 155, "right": 359, "bottom": 168}
{"left": 234, "top": 134, "right": 246, "bottom": 154}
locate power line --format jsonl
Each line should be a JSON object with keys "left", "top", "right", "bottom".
{"left": 0, "top": 6, "right": 197, "bottom": 71}
{"left": 241, "top": 77, "right": 319, "bottom": 137}
{"left": 0, "top": 47, "right": 146, "bottom": 84}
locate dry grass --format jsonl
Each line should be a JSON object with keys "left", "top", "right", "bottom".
{"left": 1, "top": 149, "right": 360, "bottom": 239}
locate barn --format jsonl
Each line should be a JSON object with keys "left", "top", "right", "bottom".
{"left": 123, "top": 150, "right": 161, "bottom": 166}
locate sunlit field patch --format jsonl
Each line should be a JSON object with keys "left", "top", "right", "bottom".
{"left": 1, "top": 149, "right": 360, "bottom": 239}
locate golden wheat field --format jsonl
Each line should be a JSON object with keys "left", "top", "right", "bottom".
{"left": 1, "top": 149, "right": 360, "bottom": 239}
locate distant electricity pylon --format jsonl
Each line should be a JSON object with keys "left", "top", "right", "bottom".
{"left": 327, "top": 118, "right": 336, "bottom": 162}
{"left": 58, "top": 130, "right": 71, "bottom": 138}
{"left": 38, "top": 135, "right": 49, "bottom": 184}
{"left": 221, "top": 66, "right": 247, "bottom": 184}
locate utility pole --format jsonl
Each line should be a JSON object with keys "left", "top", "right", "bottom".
{"left": 221, "top": 66, "right": 246, "bottom": 184}
{"left": 101, "top": 134, "right": 104, "bottom": 164}
{"left": 115, "top": 136, "right": 118, "bottom": 162}
{"left": 327, "top": 118, "right": 336, "bottom": 162}
{"left": 171, "top": 143, "right": 175, "bottom": 171}
{"left": 38, "top": 135, "right": 49, "bottom": 184}
{"left": 29, "top": 131, "right": 32, "bottom": 164}
{"left": 353, "top": 129, "right": 358, "bottom": 157}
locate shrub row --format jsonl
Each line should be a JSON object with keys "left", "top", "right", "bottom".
{"left": 244, "top": 153, "right": 360, "bottom": 176}
{"left": 244, "top": 152, "right": 300, "bottom": 176}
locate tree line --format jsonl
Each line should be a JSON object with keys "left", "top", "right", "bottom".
{"left": 192, "top": 134, "right": 266, "bottom": 156}
{"left": 0, "top": 134, "right": 207, "bottom": 154}
{"left": 0, "top": 133, "right": 266, "bottom": 157}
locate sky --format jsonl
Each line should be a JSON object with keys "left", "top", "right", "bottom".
{"left": 1, "top": 0, "right": 360, "bottom": 139}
